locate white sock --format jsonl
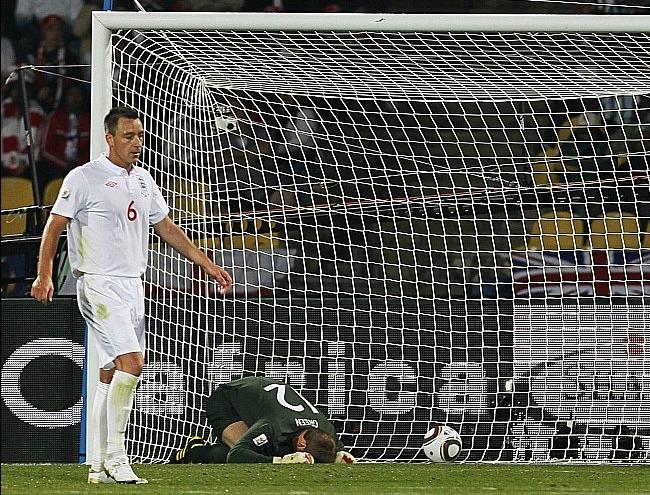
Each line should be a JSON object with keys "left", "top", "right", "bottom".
{"left": 90, "top": 381, "right": 109, "bottom": 471}
{"left": 106, "top": 370, "right": 140, "bottom": 457}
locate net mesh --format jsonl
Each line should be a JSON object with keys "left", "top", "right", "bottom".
{"left": 108, "top": 26, "right": 649, "bottom": 463}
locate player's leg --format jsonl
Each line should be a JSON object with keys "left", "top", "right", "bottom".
{"left": 205, "top": 385, "right": 250, "bottom": 447}
{"left": 106, "top": 351, "right": 144, "bottom": 458}
{"left": 169, "top": 384, "right": 249, "bottom": 464}
{"left": 77, "top": 275, "right": 118, "bottom": 484}
{"left": 169, "top": 437, "right": 230, "bottom": 464}
{"left": 189, "top": 442, "right": 231, "bottom": 463}
{"left": 221, "top": 421, "right": 249, "bottom": 448}
{"left": 103, "top": 351, "right": 146, "bottom": 483}
{"left": 88, "top": 368, "right": 115, "bottom": 484}
{"left": 83, "top": 276, "right": 147, "bottom": 484}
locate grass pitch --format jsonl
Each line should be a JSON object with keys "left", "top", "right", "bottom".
{"left": 1, "top": 463, "right": 647, "bottom": 494}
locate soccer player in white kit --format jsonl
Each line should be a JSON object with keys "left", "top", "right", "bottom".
{"left": 31, "top": 106, "right": 233, "bottom": 484}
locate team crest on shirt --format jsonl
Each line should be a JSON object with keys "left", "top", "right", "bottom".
{"left": 60, "top": 188, "right": 70, "bottom": 199}
{"left": 136, "top": 175, "right": 149, "bottom": 197}
{"left": 253, "top": 434, "right": 268, "bottom": 446}
{"left": 105, "top": 181, "right": 117, "bottom": 188}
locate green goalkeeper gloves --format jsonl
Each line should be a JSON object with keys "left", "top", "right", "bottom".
{"left": 273, "top": 452, "right": 315, "bottom": 464}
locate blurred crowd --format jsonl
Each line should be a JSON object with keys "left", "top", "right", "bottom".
{"left": 0, "top": 0, "right": 391, "bottom": 192}
{"left": 0, "top": 0, "right": 642, "bottom": 192}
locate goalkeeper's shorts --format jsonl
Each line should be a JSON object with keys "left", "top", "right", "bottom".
{"left": 204, "top": 385, "right": 242, "bottom": 441}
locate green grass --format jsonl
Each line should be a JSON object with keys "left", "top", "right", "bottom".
{"left": 1, "top": 463, "right": 647, "bottom": 494}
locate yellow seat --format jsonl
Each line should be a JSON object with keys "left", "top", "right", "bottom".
{"left": 531, "top": 159, "right": 561, "bottom": 186}
{"left": 590, "top": 212, "right": 642, "bottom": 249}
{"left": 165, "top": 179, "right": 209, "bottom": 221}
{"left": 533, "top": 116, "right": 587, "bottom": 187}
{"left": 197, "top": 233, "right": 282, "bottom": 251}
{"left": 527, "top": 211, "right": 585, "bottom": 250}
{"left": 557, "top": 115, "right": 586, "bottom": 143}
{"left": 1, "top": 177, "right": 34, "bottom": 236}
{"left": 43, "top": 177, "right": 64, "bottom": 206}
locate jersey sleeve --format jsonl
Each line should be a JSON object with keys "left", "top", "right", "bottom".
{"left": 148, "top": 175, "right": 169, "bottom": 225}
{"left": 226, "top": 422, "right": 276, "bottom": 464}
{"left": 50, "top": 168, "right": 89, "bottom": 219}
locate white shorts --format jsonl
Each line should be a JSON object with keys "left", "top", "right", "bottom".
{"left": 76, "top": 274, "right": 146, "bottom": 370}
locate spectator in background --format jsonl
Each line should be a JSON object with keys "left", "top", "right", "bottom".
{"left": 577, "top": 0, "right": 645, "bottom": 14}
{"left": 1, "top": 69, "right": 45, "bottom": 177}
{"left": 189, "top": 0, "right": 245, "bottom": 10}
{"left": 265, "top": 92, "right": 325, "bottom": 207}
{"left": 32, "top": 15, "right": 79, "bottom": 113}
{"left": 14, "top": 0, "right": 82, "bottom": 57}
{"left": 15, "top": 0, "right": 83, "bottom": 29}
{"left": 73, "top": 0, "right": 103, "bottom": 82}
{"left": 39, "top": 83, "right": 90, "bottom": 191}
{"left": 1, "top": 32, "right": 17, "bottom": 84}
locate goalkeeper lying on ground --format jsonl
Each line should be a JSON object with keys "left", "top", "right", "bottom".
{"left": 169, "top": 376, "right": 357, "bottom": 465}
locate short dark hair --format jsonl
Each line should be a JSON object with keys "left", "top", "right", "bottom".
{"left": 302, "top": 428, "right": 336, "bottom": 463}
{"left": 104, "top": 106, "right": 140, "bottom": 135}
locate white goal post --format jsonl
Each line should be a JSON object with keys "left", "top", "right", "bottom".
{"left": 88, "top": 12, "right": 650, "bottom": 464}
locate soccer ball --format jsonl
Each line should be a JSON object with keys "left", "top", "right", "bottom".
{"left": 422, "top": 425, "right": 462, "bottom": 462}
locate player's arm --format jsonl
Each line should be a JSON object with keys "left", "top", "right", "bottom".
{"left": 335, "top": 450, "right": 357, "bottom": 464}
{"left": 226, "top": 423, "right": 313, "bottom": 464}
{"left": 152, "top": 216, "right": 232, "bottom": 294}
{"left": 31, "top": 213, "right": 69, "bottom": 303}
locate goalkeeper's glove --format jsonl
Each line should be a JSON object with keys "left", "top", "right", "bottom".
{"left": 335, "top": 451, "right": 357, "bottom": 464}
{"left": 273, "top": 452, "right": 314, "bottom": 464}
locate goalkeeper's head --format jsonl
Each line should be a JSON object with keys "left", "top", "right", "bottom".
{"left": 295, "top": 427, "right": 337, "bottom": 463}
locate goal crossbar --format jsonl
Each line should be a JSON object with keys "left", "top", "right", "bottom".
{"left": 91, "top": 12, "right": 650, "bottom": 33}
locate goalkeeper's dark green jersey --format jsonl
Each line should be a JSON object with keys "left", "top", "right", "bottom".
{"left": 205, "top": 376, "right": 343, "bottom": 463}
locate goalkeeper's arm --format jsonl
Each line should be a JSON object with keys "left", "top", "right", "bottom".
{"left": 227, "top": 446, "right": 313, "bottom": 464}
{"left": 227, "top": 445, "right": 273, "bottom": 463}
{"left": 225, "top": 424, "right": 313, "bottom": 464}
{"left": 335, "top": 451, "right": 357, "bottom": 464}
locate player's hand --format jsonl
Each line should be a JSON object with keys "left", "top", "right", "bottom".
{"left": 31, "top": 275, "right": 54, "bottom": 304}
{"left": 273, "top": 452, "right": 314, "bottom": 464}
{"left": 335, "top": 451, "right": 357, "bottom": 464}
{"left": 202, "top": 263, "right": 233, "bottom": 295}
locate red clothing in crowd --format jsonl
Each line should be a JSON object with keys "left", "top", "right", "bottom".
{"left": 41, "top": 108, "right": 90, "bottom": 169}
{"left": 1, "top": 98, "right": 45, "bottom": 176}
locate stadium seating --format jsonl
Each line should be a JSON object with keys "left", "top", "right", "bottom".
{"left": 590, "top": 211, "right": 642, "bottom": 249}
{"left": 531, "top": 159, "right": 561, "bottom": 186}
{"left": 165, "top": 178, "right": 208, "bottom": 222}
{"left": 43, "top": 177, "right": 64, "bottom": 206}
{"left": 1, "top": 177, "right": 35, "bottom": 236}
{"left": 526, "top": 210, "right": 586, "bottom": 251}
{"left": 532, "top": 115, "right": 587, "bottom": 187}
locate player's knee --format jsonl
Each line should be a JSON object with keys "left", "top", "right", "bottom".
{"left": 221, "top": 420, "right": 249, "bottom": 448}
{"left": 114, "top": 352, "right": 144, "bottom": 376}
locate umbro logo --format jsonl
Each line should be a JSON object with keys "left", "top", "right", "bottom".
{"left": 105, "top": 181, "right": 118, "bottom": 188}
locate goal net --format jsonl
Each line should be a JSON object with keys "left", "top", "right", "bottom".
{"left": 90, "top": 12, "right": 650, "bottom": 463}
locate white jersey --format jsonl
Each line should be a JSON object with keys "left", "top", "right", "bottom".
{"left": 51, "top": 153, "right": 169, "bottom": 278}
